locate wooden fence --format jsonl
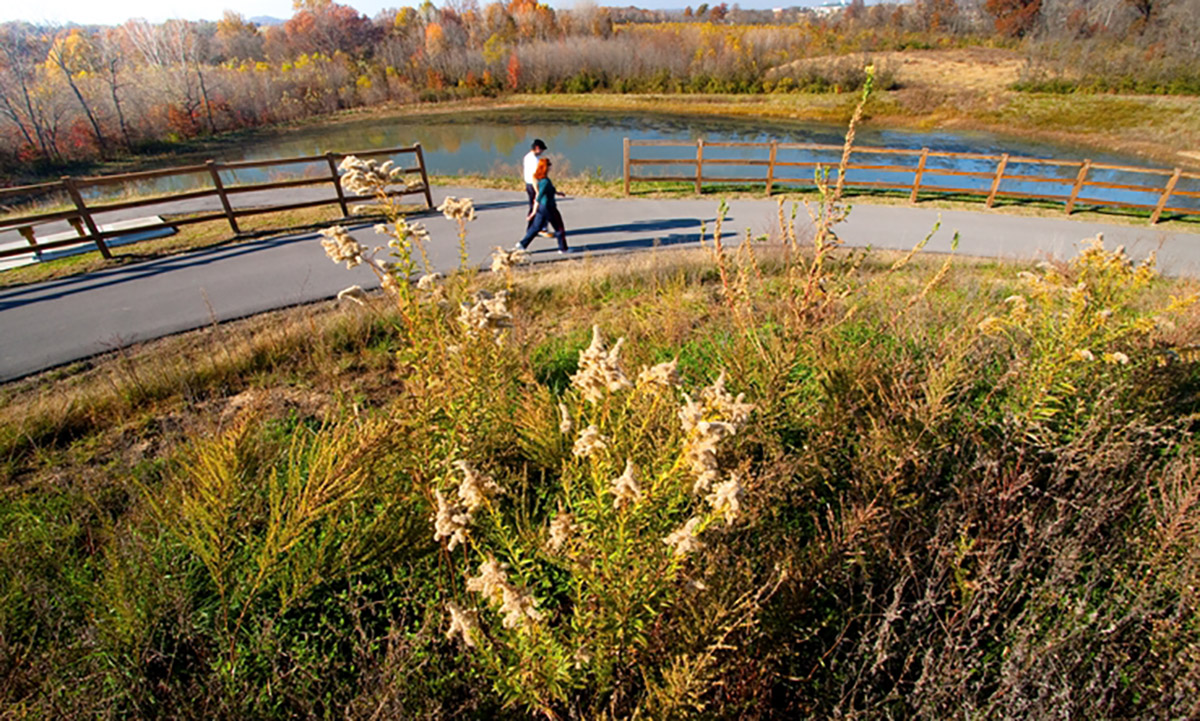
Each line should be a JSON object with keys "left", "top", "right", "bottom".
{"left": 622, "top": 138, "right": 1200, "bottom": 225}
{"left": 0, "top": 144, "right": 434, "bottom": 261}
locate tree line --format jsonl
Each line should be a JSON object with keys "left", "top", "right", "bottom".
{"left": 0, "top": 0, "right": 1196, "bottom": 179}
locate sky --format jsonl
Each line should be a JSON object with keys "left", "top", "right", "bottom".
{"left": 0, "top": 0, "right": 834, "bottom": 26}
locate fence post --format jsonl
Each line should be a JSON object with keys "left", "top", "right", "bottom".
{"left": 68, "top": 217, "right": 86, "bottom": 236}
{"left": 623, "top": 137, "right": 631, "bottom": 196}
{"left": 62, "top": 176, "right": 110, "bottom": 259}
{"left": 413, "top": 143, "right": 434, "bottom": 209}
{"left": 910, "top": 147, "right": 929, "bottom": 204}
{"left": 206, "top": 160, "right": 240, "bottom": 235}
{"left": 986, "top": 153, "right": 1009, "bottom": 208}
{"left": 1149, "top": 167, "right": 1182, "bottom": 225}
{"left": 695, "top": 138, "right": 705, "bottom": 195}
{"left": 17, "top": 226, "right": 41, "bottom": 260}
{"left": 766, "top": 141, "right": 777, "bottom": 197}
{"left": 325, "top": 152, "right": 350, "bottom": 218}
{"left": 1065, "top": 159, "right": 1091, "bottom": 215}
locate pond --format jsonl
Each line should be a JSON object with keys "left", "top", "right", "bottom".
{"left": 88, "top": 108, "right": 1199, "bottom": 213}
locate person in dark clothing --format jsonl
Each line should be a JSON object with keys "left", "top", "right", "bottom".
{"left": 522, "top": 139, "right": 551, "bottom": 237}
{"left": 516, "top": 158, "right": 571, "bottom": 253}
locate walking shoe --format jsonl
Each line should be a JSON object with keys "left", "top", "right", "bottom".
{"left": 539, "top": 231, "right": 555, "bottom": 238}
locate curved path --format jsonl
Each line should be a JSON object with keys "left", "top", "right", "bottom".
{"left": 2, "top": 185, "right": 1199, "bottom": 382}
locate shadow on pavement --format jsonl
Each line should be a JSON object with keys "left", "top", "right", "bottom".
{"left": 473, "top": 200, "right": 529, "bottom": 212}
{"left": 0, "top": 226, "right": 361, "bottom": 312}
{"left": 523, "top": 233, "right": 703, "bottom": 256}
{"left": 566, "top": 218, "right": 711, "bottom": 237}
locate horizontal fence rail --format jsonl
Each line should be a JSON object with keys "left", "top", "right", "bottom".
{"left": 0, "top": 144, "right": 434, "bottom": 262}
{"left": 622, "top": 137, "right": 1200, "bottom": 225}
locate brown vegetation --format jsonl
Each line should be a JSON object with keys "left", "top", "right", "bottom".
{"left": 1, "top": 0, "right": 1197, "bottom": 183}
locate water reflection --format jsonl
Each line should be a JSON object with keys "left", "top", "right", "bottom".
{"left": 79, "top": 108, "right": 1196, "bottom": 213}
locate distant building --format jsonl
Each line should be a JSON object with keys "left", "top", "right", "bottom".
{"left": 811, "top": 1, "right": 851, "bottom": 17}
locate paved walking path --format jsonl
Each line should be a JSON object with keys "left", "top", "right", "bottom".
{"left": 2, "top": 185, "right": 1199, "bottom": 382}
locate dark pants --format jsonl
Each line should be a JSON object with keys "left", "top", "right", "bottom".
{"left": 519, "top": 205, "right": 568, "bottom": 251}
{"left": 525, "top": 184, "right": 537, "bottom": 230}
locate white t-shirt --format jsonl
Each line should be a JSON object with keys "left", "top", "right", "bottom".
{"left": 523, "top": 150, "right": 540, "bottom": 185}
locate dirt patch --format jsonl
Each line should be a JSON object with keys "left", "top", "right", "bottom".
{"left": 771, "top": 47, "right": 1024, "bottom": 95}
{"left": 886, "top": 47, "right": 1023, "bottom": 94}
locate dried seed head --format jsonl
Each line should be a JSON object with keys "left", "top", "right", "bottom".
{"left": 433, "top": 489, "right": 471, "bottom": 551}
{"left": 438, "top": 196, "right": 478, "bottom": 222}
{"left": 664, "top": 516, "right": 705, "bottom": 558}
{"left": 490, "top": 246, "right": 528, "bottom": 274}
{"left": 637, "top": 358, "right": 681, "bottom": 390}
{"left": 458, "top": 289, "right": 513, "bottom": 339}
{"left": 454, "top": 460, "right": 502, "bottom": 512}
{"left": 678, "top": 393, "right": 704, "bottom": 434}
{"left": 445, "top": 602, "right": 479, "bottom": 649}
{"left": 417, "top": 272, "right": 443, "bottom": 292}
{"left": 570, "top": 326, "right": 632, "bottom": 403}
{"left": 557, "top": 402, "right": 573, "bottom": 435}
{"left": 338, "top": 155, "right": 407, "bottom": 195}
{"left": 466, "top": 556, "right": 541, "bottom": 630}
{"left": 547, "top": 511, "right": 578, "bottom": 552}
{"left": 572, "top": 424, "right": 608, "bottom": 458}
{"left": 705, "top": 474, "right": 744, "bottom": 525}
{"left": 466, "top": 556, "right": 508, "bottom": 603}
{"left": 611, "top": 459, "right": 642, "bottom": 509}
{"left": 336, "top": 285, "right": 367, "bottom": 306}
{"left": 320, "top": 226, "right": 365, "bottom": 269}
{"left": 700, "top": 371, "right": 755, "bottom": 427}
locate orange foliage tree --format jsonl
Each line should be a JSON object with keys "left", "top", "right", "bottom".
{"left": 506, "top": 50, "right": 520, "bottom": 90}
{"left": 984, "top": 0, "right": 1041, "bottom": 38}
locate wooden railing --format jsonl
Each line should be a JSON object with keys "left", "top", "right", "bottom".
{"left": 622, "top": 138, "right": 1200, "bottom": 225}
{"left": 0, "top": 143, "right": 434, "bottom": 261}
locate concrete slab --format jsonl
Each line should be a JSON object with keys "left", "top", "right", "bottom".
{"left": 0, "top": 216, "right": 176, "bottom": 272}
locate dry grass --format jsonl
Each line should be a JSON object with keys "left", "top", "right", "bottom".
{"left": 773, "top": 47, "right": 1023, "bottom": 95}
{"left": 1, "top": 222, "right": 1198, "bottom": 716}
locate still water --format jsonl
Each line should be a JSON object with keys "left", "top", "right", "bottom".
{"left": 91, "top": 109, "right": 1199, "bottom": 213}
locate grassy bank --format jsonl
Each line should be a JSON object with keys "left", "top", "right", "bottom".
{"left": 2, "top": 165, "right": 1199, "bottom": 715}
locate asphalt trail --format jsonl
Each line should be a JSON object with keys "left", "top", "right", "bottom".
{"left": 2, "top": 186, "right": 1198, "bottom": 382}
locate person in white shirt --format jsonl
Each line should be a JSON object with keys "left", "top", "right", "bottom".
{"left": 523, "top": 139, "right": 549, "bottom": 235}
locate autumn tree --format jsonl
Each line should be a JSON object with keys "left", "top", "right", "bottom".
{"left": 45, "top": 29, "right": 108, "bottom": 155}
{"left": 480, "top": 2, "right": 517, "bottom": 44}
{"left": 912, "top": 0, "right": 962, "bottom": 32}
{"left": 95, "top": 27, "right": 133, "bottom": 149}
{"left": 1123, "top": 0, "right": 1157, "bottom": 33}
{"left": 285, "top": 1, "right": 376, "bottom": 57}
{"left": 215, "top": 11, "right": 263, "bottom": 62}
{"left": 0, "top": 24, "right": 57, "bottom": 159}
{"left": 985, "top": 0, "right": 1042, "bottom": 37}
